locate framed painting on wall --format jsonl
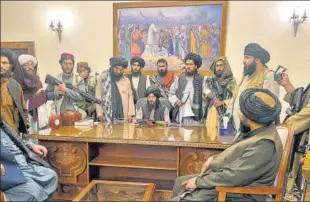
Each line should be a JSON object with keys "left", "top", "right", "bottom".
{"left": 113, "top": 1, "right": 228, "bottom": 75}
{"left": 1, "top": 41, "right": 36, "bottom": 56}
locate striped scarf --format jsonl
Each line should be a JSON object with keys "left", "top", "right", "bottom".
{"left": 100, "top": 70, "right": 113, "bottom": 123}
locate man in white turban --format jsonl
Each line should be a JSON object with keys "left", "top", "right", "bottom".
{"left": 13, "top": 54, "right": 49, "bottom": 133}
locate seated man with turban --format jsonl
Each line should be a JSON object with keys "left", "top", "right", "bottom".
{"left": 171, "top": 88, "right": 283, "bottom": 201}
{"left": 127, "top": 56, "right": 151, "bottom": 104}
{"left": 169, "top": 53, "right": 207, "bottom": 125}
{"left": 228, "top": 43, "right": 280, "bottom": 133}
{"left": 135, "top": 87, "right": 171, "bottom": 123}
{"left": 95, "top": 56, "right": 135, "bottom": 123}
{"left": 73, "top": 61, "right": 97, "bottom": 117}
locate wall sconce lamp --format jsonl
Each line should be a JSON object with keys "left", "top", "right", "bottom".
{"left": 49, "top": 20, "right": 63, "bottom": 43}
{"left": 290, "top": 9, "right": 308, "bottom": 37}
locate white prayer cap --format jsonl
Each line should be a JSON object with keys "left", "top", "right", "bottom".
{"left": 18, "top": 54, "right": 38, "bottom": 67}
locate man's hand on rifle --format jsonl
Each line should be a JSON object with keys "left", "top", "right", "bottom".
{"left": 214, "top": 99, "right": 225, "bottom": 108}
{"left": 57, "top": 83, "right": 68, "bottom": 94}
{"left": 176, "top": 99, "right": 182, "bottom": 107}
{"left": 32, "top": 145, "right": 48, "bottom": 157}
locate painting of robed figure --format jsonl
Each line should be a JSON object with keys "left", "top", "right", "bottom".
{"left": 114, "top": 1, "right": 228, "bottom": 74}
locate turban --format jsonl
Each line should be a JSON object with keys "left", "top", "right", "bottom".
{"left": 59, "top": 53, "right": 75, "bottom": 64}
{"left": 184, "top": 53, "right": 202, "bottom": 68}
{"left": 77, "top": 61, "right": 91, "bottom": 73}
{"left": 244, "top": 43, "right": 270, "bottom": 64}
{"left": 130, "top": 56, "right": 145, "bottom": 68}
{"left": 1, "top": 48, "right": 17, "bottom": 70}
{"left": 18, "top": 54, "right": 38, "bottom": 67}
{"left": 145, "top": 87, "right": 161, "bottom": 98}
{"left": 110, "top": 56, "right": 128, "bottom": 68}
{"left": 239, "top": 88, "right": 281, "bottom": 125}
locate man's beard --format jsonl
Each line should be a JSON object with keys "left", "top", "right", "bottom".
{"left": 0, "top": 69, "right": 11, "bottom": 78}
{"left": 158, "top": 69, "right": 167, "bottom": 77}
{"left": 111, "top": 72, "right": 123, "bottom": 81}
{"left": 215, "top": 70, "right": 223, "bottom": 78}
{"left": 24, "top": 70, "right": 35, "bottom": 79}
{"left": 185, "top": 70, "right": 196, "bottom": 76}
{"left": 240, "top": 121, "right": 251, "bottom": 133}
{"left": 147, "top": 99, "right": 159, "bottom": 111}
{"left": 243, "top": 62, "right": 256, "bottom": 76}
{"left": 132, "top": 70, "right": 141, "bottom": 77}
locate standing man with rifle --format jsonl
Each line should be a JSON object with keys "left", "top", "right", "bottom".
{"left": 203, "top": 56, "right": 236, "bottom": 139}
{"left": 278, "top": 73, "right": 310, "bottom": 201}
{"left": 45, "top": 53, "right": 86, "bottom": 120}
{"left": 73, "top": 61, "right": 97, "bottom": 118}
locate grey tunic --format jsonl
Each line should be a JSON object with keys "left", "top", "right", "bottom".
{"left": 1, "top": 129, "right": 58, "bottom": 201}
{"left": 45, "top": 73, "right": 84, "bottom": 114}
{"left": 171, "top": 124, "right": 282, "bottom": 202}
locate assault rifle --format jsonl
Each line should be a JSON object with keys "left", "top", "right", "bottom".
{"left": 205, "top": 77, "right": 225, "bottom": 115}
{"left": 285, "top": 87, "right": 304, "bottom": 117}
{"left": 45, "top": 74, "right": 102, "bottom": 105}
{"left": 205, "top": 77, "right": 234, "bottom": 135}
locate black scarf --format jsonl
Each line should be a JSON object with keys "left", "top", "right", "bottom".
{"left": 110, "top": 72, "right": 124, "bottom": 120}
{"left": 175, "top": 73, "right": 204, "bottom": 121}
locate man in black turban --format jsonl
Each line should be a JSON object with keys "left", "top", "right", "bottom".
{"left": 127, "top": 56, "right": 151, "bottom": 104}
{"left": 237, "top": 88, "right": 281, "bottom": 134}
{"left": 227, "top": 43, "right": 279, "bottom": 132}
{"left": 243, "top": 43, "right": 270, "bottom": 76}
{"left": 168, "top": 52, "right": 206, "bottom": 125}
{"left": 171, "top": 88, "right": 283, "bottom": 202}
{"left": 135, "top": 87, "right": 171, "bottom": 122}
{"left": 95, "top": 56, "right": 135, "bottom": 123}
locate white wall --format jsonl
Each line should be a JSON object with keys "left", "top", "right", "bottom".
{"left": 1, "top": 1, "right": 310, "bottom": 120}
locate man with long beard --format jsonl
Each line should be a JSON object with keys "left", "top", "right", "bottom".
{"left": 171, "top": 88, "right": 283, "bottom": 201}
{"left": 13, "top": 54, "right": 49, "bottom": 132}
{"left": 1, "top": 48, "right": 29, "bottom": 133}
{"left": 203, "top": 56, "right": 236, "bottom": 139}
{"left": 169, "top": 53, "right": 207, "bottom": 125}
{"left": 127, "top": 56, "right": 151, "bottom": 104}
{"left": 135, "top": 87, "right": 171, "bottom": 122}
{"left": 96, "top": 56, "right": 135, "bottom": 123}
{"left": 45, "top": 53, "right": 85, "bottom": 117}
{"left": 228, "top": 43, "right": 279, "bottom": 134}
{"left": 149, "top": 58, "right": 176, "bottom": 99}
{"left": 1, "top": 49, "right": 58, "bottom": 201}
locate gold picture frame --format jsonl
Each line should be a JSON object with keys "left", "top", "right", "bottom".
{"left": 113, "top": 1, "right": 228, "bottom": 76}
{"left": 1, "top": 41, "right": 36, "bottom": 56}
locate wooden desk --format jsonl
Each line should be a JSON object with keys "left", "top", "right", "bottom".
{"left": 72, "top": 180, "right": 155, "bottom": 201}
{"left": 25, "top": 123, "right": 233, "bottom": 201}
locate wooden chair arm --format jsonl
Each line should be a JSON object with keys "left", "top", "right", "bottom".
{"left": 216, "top": 186, "right": 282, "bottom": 202}
{"left": 216, "top": 186, "right": 281, "bottom": 195}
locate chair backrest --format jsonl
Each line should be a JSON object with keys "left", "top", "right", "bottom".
{"left": 273, "top": 123, "right": 294, "bottom": 187}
